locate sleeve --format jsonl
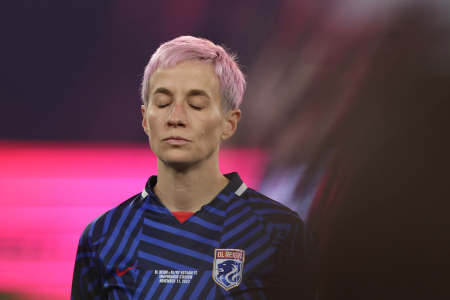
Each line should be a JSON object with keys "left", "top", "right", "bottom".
{"left": 71, "top": 222, "right": 103, "bottom": 300}
{"left": 272, "top": 220, "right": 323, "bottom": 300}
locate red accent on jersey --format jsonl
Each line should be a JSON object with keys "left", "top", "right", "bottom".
{"left": 116, "top": 265, "right": 139, "bottom": 277}
{"left": 172, "top": 211, "right": 195, "bottom": 224}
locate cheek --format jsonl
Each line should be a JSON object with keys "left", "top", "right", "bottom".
{"left": 146, "top": 114, "right": 161, "bottom": 134}
{"left": 199, "top": 117, "right": 224, "bottom": 140}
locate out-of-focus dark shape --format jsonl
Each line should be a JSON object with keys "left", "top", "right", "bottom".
{"left": 309, "top": 20, "right": 450, "bottom": 300}
{"left": 252, "top": 1, "right": 450, "bottom": 299}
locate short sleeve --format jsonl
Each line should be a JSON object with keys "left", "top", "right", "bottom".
{"left": 271, "top": 221, "right": 323, "bottom": 300}
{"left": 71, "top": 223, "right": 103, "bottom": 300}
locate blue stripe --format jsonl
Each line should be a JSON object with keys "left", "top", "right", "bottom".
{"left": 266, "top": 222, "right": 275, "bottom": 236}
{"left": 103, "top": 206, "right": 117, "bottom": 236}
{"left": 92, "top": 237, "right": 105, "bottom": 246}
{"left": 138, "top": 251, "right": 197, "bottom": 271}
{"left": 222, "top": 216, "right": 256, "bottom": 243}
{"left": 253, "top": 277, "right": 266, "bottom": 300}
{"left": 259, "top": 262, "right": 274, "bottom": 276}
{"left": 205, "top": 284, "right": 216, "bottom": 299}
{"left": 273, "top": 223, "right": 293, "bottom": 233}
{"left": 217, "top": 193, "right": 232, "bottom": 202}
{"left": 159, "top": 282, "right": 174, "bottom": 300}
{"left": 87, "top": 278, "right": 98, "bottom": 291}
{"left": 224, "top": 206, "right": 250, "bottom": 226}
{"left": 247, "top": 196, "right": 284, "bottom": 206}
{"left": 80, "top": 266, "right": 91, "bottom": 300}
{"left": 144, "top": 203, "right": 169, "bottom": 214}
{"left": 103, "top": 204, "right": 146, "bottom": 272}
{"left": 227, "top": 225, "right": 263, "bottom": 249}
{"left": 140, "top": 234, "right": 213, "bottom": 263}
{"left": 203, "top": 205, "right": 226, "bottom": 217}
{"left": 238, "top": 282, "right": 252, "bottom": 300}
{"left": 76, "top": 251, "right": 96, "bottom": 260}
{"left": 144, "top": 275, "right": 161, "bottom": 300}
{"left": 101, "top": 277, "right": 108, "bottom": 287}
{"left": 80, "top": 266, "right": 91, "bottom": 277}
{"left": 88, "top": 217, "right": 98, "bottom": 248}
{"left": 132, "top": 270, "right": 152, "bottom": 300}
{"left": 113, "top": 289, "right": 119, "bottom": 300}
{"left": 174, "top": 278, "right": 190, "bottom": 299}
{"left": 119, "top": 229, "right": 143, "bottom": 268}
{"left": 226, "top": 199, "right": 245, "bottom": 212}
{"left": 245, "top": 235, "right": 271, "bottom": 256}
{"left": 98, "top": 205, "right": 134, "bottom": 266}
{"left": 189, "top": 216, "right": 222, "bottom": 232}
{"left": 188, "top": 271, "right": 212, "bottom": 300}
{"left": 220, "top": 287, "right": 234, "bottom": 300}
{"left": 128, "top": 194, "right": 141, "bottom": 207}
{"left": 255, "top": 208, "right": 298, "bottom": 218}
{"left": 244, "top": 247, "right": 273, "bottom": 274}
{"left": 115, "top": 275, "right": 132, "bottom": 300}
{"left": 144, "top": 218, "right": 220, "bottom": 247}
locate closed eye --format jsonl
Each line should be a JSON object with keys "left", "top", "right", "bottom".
{"left": 190, "top": 104, "right": 202, "bottom": 110}
{"left": 157, "top": 103, "right": 170, "bottom": 108}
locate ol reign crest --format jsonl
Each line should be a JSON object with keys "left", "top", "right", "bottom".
{"left": 213, "top": 249, "right": 245, "bottom": 290}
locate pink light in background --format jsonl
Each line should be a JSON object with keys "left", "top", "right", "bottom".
{"left": 0, "top": 141, "right": 267, "bottom": 300}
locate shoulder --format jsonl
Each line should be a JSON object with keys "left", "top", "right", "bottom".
{"left": 79, "top": 192, "right": 144, "bottom": 246}
{"left": 237, "top": 187, "right": 319, "bottom": 249}
{"left": 239, "top": 187, "right": 303, "bottom": 225}
{"left": 240, "top": 189, "right": 322, "bottom": 295}
{"left": 224, "top": 172, "right": 301, "bottom": 222}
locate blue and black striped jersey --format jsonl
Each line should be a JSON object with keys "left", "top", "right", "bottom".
{"left": 72, "top": 173, "right": 321, "bottom": 299}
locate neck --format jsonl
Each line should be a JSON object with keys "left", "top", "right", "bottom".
{"left": 154, "top": 155, "right": 229, "bottom": 213}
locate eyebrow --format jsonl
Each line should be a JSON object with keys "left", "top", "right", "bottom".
{"left": 153, "top": 87, "right": 172, "bottom": 96}
{"left": 187, "top": 89, "right": 211, "bottom": 100}
{"left": 153, "top": 87, "right": 212, "bottom": 100}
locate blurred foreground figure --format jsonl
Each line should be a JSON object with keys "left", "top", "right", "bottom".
{"left": 246, "top": 2, "right": 450, "bottom": 299}
{"left": 307, "top": 11, "right": 450, "bottom": 298}
{"left": 71, "top": 36, "right": 321, "bottom": 299}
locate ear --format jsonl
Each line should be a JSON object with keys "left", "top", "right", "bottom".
{"left": 221, "top": 109, "right": 241, "bottom": 141}
{"left": 141, "top": 105, "right": 149, "bottom": 136}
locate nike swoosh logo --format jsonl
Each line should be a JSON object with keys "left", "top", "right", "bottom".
{"left": 116, "top": 265, "right": 139, "bottom": 277}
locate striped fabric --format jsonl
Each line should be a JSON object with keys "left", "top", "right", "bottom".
{"left": 71, "top": 173, "right": 321, "bottom": 299}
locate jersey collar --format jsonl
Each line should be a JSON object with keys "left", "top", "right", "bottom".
{"left": 141, "top": 172, "right": 248, "bottom": 204}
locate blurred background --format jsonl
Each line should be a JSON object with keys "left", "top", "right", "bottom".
{"left": 1, "top": 0, "right": 449, "bottom": 299}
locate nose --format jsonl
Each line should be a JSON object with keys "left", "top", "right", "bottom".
{"left": 167, "top": 104, "right": 187, "bottom": 128}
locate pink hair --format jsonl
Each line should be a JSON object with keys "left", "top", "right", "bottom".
{"left": 141, "top": 36, "right": 246, "bottom": 112}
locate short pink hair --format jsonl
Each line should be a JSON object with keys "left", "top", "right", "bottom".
{"left": 141, "top": 36, "right": 246, "bottom": 112}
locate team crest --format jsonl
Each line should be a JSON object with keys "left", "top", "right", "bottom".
{"left": 213, "top": 249, "right": 245, "bottom": 290}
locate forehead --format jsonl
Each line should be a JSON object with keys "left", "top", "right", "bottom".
{"left": 149, "top": 60, "right": 220, "bottom": 93}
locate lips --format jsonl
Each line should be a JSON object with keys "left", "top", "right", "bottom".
{"left": 162, "top": 136, "right": 191, "bottom": 146}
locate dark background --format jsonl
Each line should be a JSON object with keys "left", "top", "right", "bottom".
{"left": 0, "top": 0, "right": 279, "bottom": 142}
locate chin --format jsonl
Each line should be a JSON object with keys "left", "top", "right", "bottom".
{"left": 159, "top": 154, "right": 200, "bottom": 170}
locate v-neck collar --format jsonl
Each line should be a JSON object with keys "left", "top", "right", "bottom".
{"left": 141, "top": 172, "right": 248, "bottom": 221}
